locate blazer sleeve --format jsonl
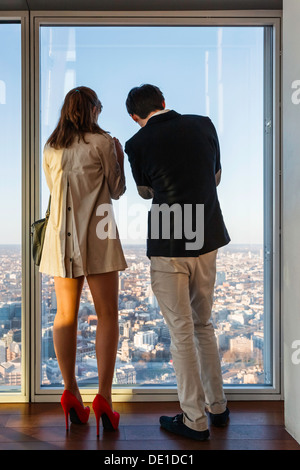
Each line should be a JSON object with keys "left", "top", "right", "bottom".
{"left": 207, "top": 118, "right": 221, "bottom": 174}
{"left": 99, "top": 136, "right": 126, "bottom": 200}
{"left": 125, "top": 140, "right": 154, "bottom": 199}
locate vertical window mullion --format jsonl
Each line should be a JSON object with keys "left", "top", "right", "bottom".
{"left": 263, "top": 26, "right": 274, "bottom": 387}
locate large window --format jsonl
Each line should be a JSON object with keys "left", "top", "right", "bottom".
{"left": 38, "top": 24, "right": 274, "bottom": 392}
{"left": 0, "top": 22, "right": 22, "bottom": 393}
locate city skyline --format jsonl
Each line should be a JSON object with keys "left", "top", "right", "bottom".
{"left": 0, "top": 243, "right": 268, "bottom": 390}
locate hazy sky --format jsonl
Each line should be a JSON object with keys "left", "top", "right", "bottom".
{"left": 0, "top": 23, "right": 21, "bottom": 245}
{"left": 0, "top": 24, "right": 264, "bottom": 245}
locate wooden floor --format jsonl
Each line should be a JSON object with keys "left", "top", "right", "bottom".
{"left": 0, "top": 400, "right": 299, "bottom": 451}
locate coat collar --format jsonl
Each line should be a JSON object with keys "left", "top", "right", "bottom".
{"left": 145, "top": 110, "right": 180, "bottom": 126}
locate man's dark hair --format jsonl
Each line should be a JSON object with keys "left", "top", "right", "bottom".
{"left": 126, "top": 84, "right": 165, "bottom": 119}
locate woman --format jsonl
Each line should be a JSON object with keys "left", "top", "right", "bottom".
{"left": 39, "top": 86, "right": 127, "bottom": 436}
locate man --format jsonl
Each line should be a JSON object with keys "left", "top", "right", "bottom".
{"left": 124, "top": 84, "right": 230, "bottom": 441}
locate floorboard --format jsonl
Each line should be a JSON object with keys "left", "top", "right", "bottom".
{"left": 0, "top": 400, "right": 299, "bottom": 451}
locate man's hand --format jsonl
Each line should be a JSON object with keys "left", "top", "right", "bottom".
{"left": 137, "top": 186, "right": 154, "bottom": 199}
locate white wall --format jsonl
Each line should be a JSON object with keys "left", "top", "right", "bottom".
{"left": 282, "top": 0, "right": 300, "bottom": 444}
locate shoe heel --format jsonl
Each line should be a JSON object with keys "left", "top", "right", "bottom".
{"left": 93, "top": 407, "right": 101, "bottom": 437}
{"left": 61, "top": 394, "right": 70, "bottom": 431}
{"left": 63, "top": 408, "right": 69, "bottom": 431}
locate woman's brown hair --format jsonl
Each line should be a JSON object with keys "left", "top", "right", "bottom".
{"left": 46, "top": 86, "right": 107, "bottom": 149}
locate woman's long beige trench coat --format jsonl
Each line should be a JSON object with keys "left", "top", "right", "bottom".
{"left": 39, "top": 132, "right": 127, "bottom": 278}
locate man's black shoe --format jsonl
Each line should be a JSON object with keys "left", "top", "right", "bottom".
{"left": 208, "top": 407, "right": 230, "bottom": 427}
{"left": 159, "top": 413, "right": 210, "bottom": 441}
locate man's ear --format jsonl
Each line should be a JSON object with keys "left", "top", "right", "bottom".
{"left": 131, "top": 114, "right": 139, "bottom": 123}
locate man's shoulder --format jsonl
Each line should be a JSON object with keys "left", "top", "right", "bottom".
{"left": 125, "top": 113, "right": 215, "bottom": 152}
{"left": 180, "top": 114, "right": 217, "bottom": 135}
{"left": 181, "top": 114, "right": 212, "bottom": 125}
{"left": 125, "top": 131, "right": 141, "bottom": 146}
{"left": 125, "top": 128, "right": 145, "bottom": 154}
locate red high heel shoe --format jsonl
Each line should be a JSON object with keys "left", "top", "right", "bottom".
{"left": 92, "top": 394, "right": 120, "bottom": 436}
{"left": 61, "top": 390, "right": 90, "bottom": 430}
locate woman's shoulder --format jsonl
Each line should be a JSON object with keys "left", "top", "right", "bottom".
{"left": 43, "top": 143, "right": 64, "bottom": 159}
{"left": 86, "top": 131, "right": 112, "bottom": 144}
{"left": 43, "top": 133, "right": 114, "bottom": 156}
{"left": 43, "top": 143, "right": 51, "bottom": 153}
{"left": 85, "top": 132, "right": 115, "bottom": 153}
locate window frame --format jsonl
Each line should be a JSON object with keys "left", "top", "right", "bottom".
{"left": 28, "top": 10, "right": 282, "bottom": 403}
{"left": 0, "top": 11, "right": 30, "bottom": 403}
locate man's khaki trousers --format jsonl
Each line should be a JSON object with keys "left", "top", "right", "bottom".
{"left": 151, "top": 249, "right": 227, "bottom": 431}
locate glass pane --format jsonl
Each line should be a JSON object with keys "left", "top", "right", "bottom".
{"left": 0, "top": 23, "right": 22, "bottom": 393}
{"left": 39, "top": 25, "right": 268, "bottom": 389}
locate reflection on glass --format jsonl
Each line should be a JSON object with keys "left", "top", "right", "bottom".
{"left": 40, "top": 26, "right": 267, "bottom": 388}
{"left": 0, "top": 23, "right": 22, "bottom": 392}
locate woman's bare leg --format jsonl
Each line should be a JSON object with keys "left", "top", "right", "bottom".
{"left": 53, "top": 276, "right": 85, "bottom": 404}
{"left": 87, "top": 271, "right": 119, "bottom": 409}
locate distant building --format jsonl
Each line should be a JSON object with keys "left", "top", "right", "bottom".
{"left": 0, "top": 360, "right": 21, "bottom": 386}
{"left": 216, "top": 271, "right": 226, "bottom": 285}
{"left": 253, "top": 331, "right": 264, "bottom": 350}
{"left": 230, "top": 335, "right": 253, "bottom": 354}
{"left": 228, "top": 312, "right": 245, "bottom": 325}
{"left": 134, "top": 330, "right": 158, "bottom": 350}
{"left": 114, "top": 365, "right": 136, "bottom": 384}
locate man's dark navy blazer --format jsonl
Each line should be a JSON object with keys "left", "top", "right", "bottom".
{"left": 125, "top": 110, "right": 230, "bottom": 258}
